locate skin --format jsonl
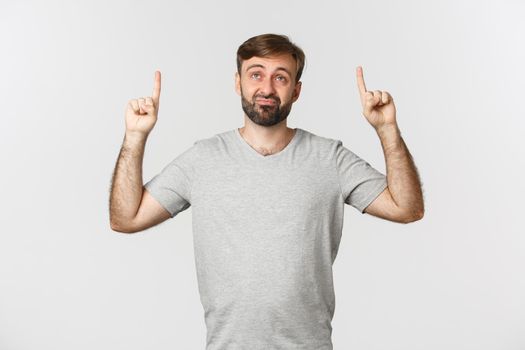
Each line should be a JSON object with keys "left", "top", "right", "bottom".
{"left": 234, "top": 54, "right": 302, "bottom": 156}
{"left": 109, "top": 56, "right": 424, "bottom": 233}
{"left": 109, "top": 71, "right": 171, "bottom": 233}
{"left": 355, "top": 66, "right": 425, "bottom": 223}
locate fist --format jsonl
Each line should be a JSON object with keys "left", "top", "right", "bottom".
{"left": 356, "top": 66, "right": 397, "bottom": 130}
{"left": 125, "top": 70, "right": 161, "bottom": 136}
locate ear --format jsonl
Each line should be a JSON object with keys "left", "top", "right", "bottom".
{"left": 291, "top": 81, "right": 302, "bottom": 103}
{"left": 234, "top": 72, "right": 241, "bottom": 96}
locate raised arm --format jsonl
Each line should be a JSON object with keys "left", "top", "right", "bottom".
{"left": 109, "top": 71, "right": 171, "bottom": 233}
{"left": 355, "top": 66, "right": 424, "bottom": 223}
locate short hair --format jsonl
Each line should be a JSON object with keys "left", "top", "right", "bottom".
{"left": 236, "top": 33, "right": 306, "bottom": 83}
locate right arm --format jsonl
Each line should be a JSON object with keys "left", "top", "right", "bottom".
{"left": 109, "top": 71, "right": 171, "bottom": 233}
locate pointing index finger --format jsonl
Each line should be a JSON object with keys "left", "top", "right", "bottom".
{"left": 152, "top": 70, "right": 161, "bottom": 104}
{"left": 356, "top": 66, "right": 367, "bottom": 99}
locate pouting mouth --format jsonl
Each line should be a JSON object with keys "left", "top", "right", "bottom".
{"left": 255, "top": 98, "right": 278, "bottom": 106}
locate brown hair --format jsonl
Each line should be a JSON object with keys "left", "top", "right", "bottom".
{"left": 236, "top": 33, "right": 306, "bottom": 83}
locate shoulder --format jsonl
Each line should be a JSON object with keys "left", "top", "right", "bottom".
{"left": 192, "top": 129, "right": 233, "bottom": 153}
{"left": 196, "top": 129, "right": 229, "bottom": 145}
{"left": 298, "top": 128, "right": 345, "bottom": 156}
{"left": 186, "top": 129, "right": 244, "bottom": 164}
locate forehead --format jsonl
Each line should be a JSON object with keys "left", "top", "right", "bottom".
{"left": 242, "top": 54, "right": 297, "bottom": 74}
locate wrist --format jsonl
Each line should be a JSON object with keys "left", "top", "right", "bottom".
{"left": 375, "top": 123, "right": 403, "bottom": 153}
{"left": 125, "top": 130, "right": 148, "bottom": 142}
{"left": 123, "top": 131, "right": 149, "bottom": 150}
{"left": 375, "top": 122, "right": 399, "bottom": 137}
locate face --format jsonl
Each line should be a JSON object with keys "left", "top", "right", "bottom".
{"left": 235, "top": 54, "right": 302, "bottom": 127}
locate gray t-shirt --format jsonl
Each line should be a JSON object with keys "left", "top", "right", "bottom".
{"left": 144, "top": 127, "right": 387, "bottom": 350}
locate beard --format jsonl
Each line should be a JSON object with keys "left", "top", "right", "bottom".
{"left": 240, "top": 89, "right": 293, "bottom": 127}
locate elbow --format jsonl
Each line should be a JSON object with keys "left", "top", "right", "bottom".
{"left": 110, "top": 218, "right": 137, "bottom": 234}
{"left": 399, "top": 208, "right": 424, "bottom": 224}
{"left": 391, "top": 202, "right": 424, "bottom": 224}
{"left": 110, "top": 225, "right": 136, "bottom": 234}
{"left": 407, "top": 210, "right": 424, "bottom": 223}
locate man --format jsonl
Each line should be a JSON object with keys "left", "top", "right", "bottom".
{"left": 109, "top": 33, "right": 424, "bottom": 349}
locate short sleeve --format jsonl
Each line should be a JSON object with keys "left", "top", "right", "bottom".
{"left": 334, "top": 140, "right": 388, "bottom": 213}
{"left": 144, "top": 141, "right": 200, "bottom": 218}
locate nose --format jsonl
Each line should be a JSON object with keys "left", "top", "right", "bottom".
{"left": 259, "top": 76, "right": 277, "bottom": 97}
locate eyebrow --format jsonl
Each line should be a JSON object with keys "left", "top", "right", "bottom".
{"left": 245, "top": 64, "right": 292, "bottom": 77}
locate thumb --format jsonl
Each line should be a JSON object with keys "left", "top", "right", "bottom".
{"left": 141, "top": 103, "right": 155, "bottom": 115}
{"left": 363, "top": 93, "right": 375, "bottom": 116}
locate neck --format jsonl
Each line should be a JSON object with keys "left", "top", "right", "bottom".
{"left": 239, "top": 118, "right": 296, "bottom": 155}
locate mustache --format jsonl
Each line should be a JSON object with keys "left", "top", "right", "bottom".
{"left": 253, "top": 94, "right": 280, "bottom": 104}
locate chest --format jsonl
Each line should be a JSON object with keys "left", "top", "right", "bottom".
{"left": 192, "top": 161, "right": 340, "bottom": 230}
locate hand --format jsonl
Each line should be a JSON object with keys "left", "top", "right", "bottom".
{"left": 125, "top": 70, "right": 161, "bottom": 137}
{"left": 356, "top": 66, "right": 397, "bottom": 130}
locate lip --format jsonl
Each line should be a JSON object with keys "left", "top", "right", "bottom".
{"left": 256, "top": 98, "right": 277, "bottom": 106}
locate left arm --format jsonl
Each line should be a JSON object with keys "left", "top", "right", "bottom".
{"left": 366, "top": 123, "right": 424, "bottom": 223}
{"left": 355, "top": 66, "right": 424, "bottom": 223}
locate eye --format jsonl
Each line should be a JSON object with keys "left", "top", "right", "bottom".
{"left": 276, "top": 75, "right": 287, "bottom": 82}
{"left": 250, "top": 72, "right": 261, "bottom": 79}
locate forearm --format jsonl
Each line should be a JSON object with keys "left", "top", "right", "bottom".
{"left": 376, "top": 123, "right": 424, "bottom": 219}
{"left": 109, "top": 132, "right": 148, "bottom": 229}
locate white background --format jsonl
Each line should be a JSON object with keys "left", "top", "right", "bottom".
{"left": 1, "top": 0, "right": 524, "bottom": 349}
